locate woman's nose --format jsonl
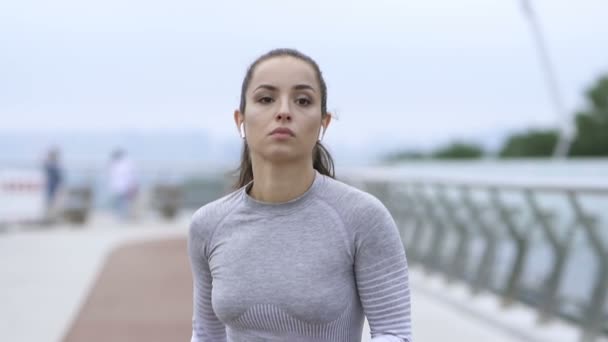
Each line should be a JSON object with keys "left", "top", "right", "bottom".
{"left": 275, "top": 100, "right": 292, "bottom": 121}
{"left": 275, "top": 111, "right": 292, "bottom": 122}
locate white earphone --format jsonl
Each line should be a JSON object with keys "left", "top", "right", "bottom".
{"left": 318, "top": 126, "right": 325, "bottom": 142}
{"left": 239, "top": 123, "right": 246, "bottom": 139}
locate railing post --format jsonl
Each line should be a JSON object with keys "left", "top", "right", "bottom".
{"left": 409, "top": 185, "right": 434, "bottom": 271}
{"left": 404, "top": 184, "right": 428, "bottom": 265}
{"left": 490, "top": 188, "right": 530, "bottom": 307}
{"left": 420, "top": 185, "right": 449, "bottom": 273}
{"left": 570, "top": 192, "right": 608, "bottom": 342}
{"left": 436, "top": 184, "right": 471, "bottom": 283}
{"left": 397, "top": 185, "right": 418, "bottom": 247}
{"left": 410, "top": 190, "right": 429, "bottom": 265}
{"left": 462, "top": 187, "right": 499, "bottom": 294}
{"left": 525, "top": 190, "right": 572, "bottom": 323}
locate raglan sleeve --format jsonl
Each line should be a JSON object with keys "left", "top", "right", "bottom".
{"left": 187, "top": 209, "right": 227, "bottom": 342}
{"left": 354, "top": 197, "right": 412, "bottom": 342}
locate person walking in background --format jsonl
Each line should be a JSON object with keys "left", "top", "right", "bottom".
{"left": 108, "top": 149, "right": 138, "bottom": 221}
{"left": 188, "top": 49, "right": 412, "bottom": 342}
{"left": 43, "top": 147, "right": 64, "bottom": 223}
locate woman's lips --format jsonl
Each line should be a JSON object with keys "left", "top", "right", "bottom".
{"left": 269, "top": 127, "right": 295, "bottom": 137}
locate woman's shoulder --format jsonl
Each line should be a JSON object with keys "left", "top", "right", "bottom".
{"left": 321, "top": 177, "right": 398, "bottom": 242}
{"left": 189, "top": 188, "right": 244, "bottom": 240}
{"left": 320, "top": 176, "right": 390, "bottom": 219}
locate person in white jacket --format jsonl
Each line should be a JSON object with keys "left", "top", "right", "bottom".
{"left": 108, "top": 149, "right": 138, "bottom": 221}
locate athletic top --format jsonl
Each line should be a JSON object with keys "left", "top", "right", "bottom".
{"left": 188, "top": 170, "right": 412, "bottom": 341}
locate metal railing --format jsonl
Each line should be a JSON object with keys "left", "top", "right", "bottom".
{"left": 343, "top": 170, "right": 608, "bottom": 342}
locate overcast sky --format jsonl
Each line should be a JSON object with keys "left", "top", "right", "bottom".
{"left": 1, "top": 0, "right": 607, "bottom": 151}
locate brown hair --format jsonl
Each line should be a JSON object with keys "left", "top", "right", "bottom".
{"left": 234, "top": 48, "right": 335, "bottom": 188}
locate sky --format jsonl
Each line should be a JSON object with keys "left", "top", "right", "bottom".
{"left": 1, "top": 0, "right": 607, "bottom": 157}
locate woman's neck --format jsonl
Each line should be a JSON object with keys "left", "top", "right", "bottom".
{"left": 249, "top": 158, "right": 315, "bottom": 203}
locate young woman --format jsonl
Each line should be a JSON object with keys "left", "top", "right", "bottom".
{"left": 188, "top": 49, "right": 412, "bottom": 342}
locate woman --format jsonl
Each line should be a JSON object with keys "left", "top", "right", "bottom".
{"left": 188, "top": 49, "right": 412, "bottom": 342}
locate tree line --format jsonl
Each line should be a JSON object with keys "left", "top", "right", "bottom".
{"left": 384, "top": 74, "right": 608, "bottom": 162}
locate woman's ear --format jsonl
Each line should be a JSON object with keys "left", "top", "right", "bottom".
{"left": 319, "top": 113, "right": 332, "bottom": 141}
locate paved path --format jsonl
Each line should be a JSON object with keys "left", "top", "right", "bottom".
{"left": 63, "top": 238, "right": 191, "bottom": 342}
{"left": 0, "top": 215, "right": 601, "bottom": 342}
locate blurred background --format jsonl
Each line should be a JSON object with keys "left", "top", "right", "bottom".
{"left": 1, "top": 0, "right": 607, "bottom": 341}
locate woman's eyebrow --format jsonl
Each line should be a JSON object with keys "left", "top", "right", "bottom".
{"left": 253, "top": 84, "right": 316, "bottom": 92}
{"left": 254, "top": 84, "right": 277, "bottom": 92}
{"left": 293, "top": 84, "right": 316, "bottom": 92}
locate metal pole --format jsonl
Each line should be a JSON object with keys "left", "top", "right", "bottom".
{"left": 520, "top": 0, "right": 575, "bottom": 158}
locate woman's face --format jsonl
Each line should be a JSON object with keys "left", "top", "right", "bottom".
{"left": 235, "top": 56, "right": 331, "bottom": 164}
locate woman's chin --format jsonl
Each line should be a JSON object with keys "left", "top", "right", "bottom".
{"left": 260, "top": 148, "right": 304, "bottom": 163}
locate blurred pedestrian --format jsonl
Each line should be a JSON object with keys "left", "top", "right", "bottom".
{"left": 43, "top": 147, "right": 64, "bottom": 223}
{"left": 108, "top": 149, "right": 138, "bottom": 221}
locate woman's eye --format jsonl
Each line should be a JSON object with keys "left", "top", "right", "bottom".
{"left": 296, "top": 98, "right": 311, "bottom": 106}
{"left": 258, "top": 96, "right": 274, "bottom": 104}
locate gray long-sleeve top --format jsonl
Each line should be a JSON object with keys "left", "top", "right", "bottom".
{"left": 188, "top": 171, "right": 412, "bottom": 341}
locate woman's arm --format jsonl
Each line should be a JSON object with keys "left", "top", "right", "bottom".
{"left": 355, "top": 202, "right": 413, "bottom": 342}
{"left": 188, "top": 218, "right": 227, "bottom": 342}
